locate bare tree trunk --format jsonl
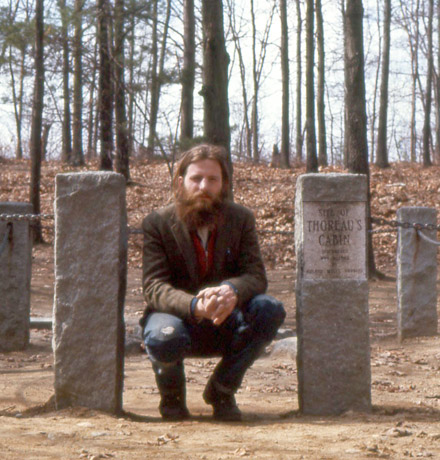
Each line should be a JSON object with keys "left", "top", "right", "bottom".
{"left": 146, "top": 0, "right": 159, "bottom": 157}
{"left": 146, "top": 0, "right": 171, "bottom": 156}
{"left": 9, "top": 44, "right": 26, "bottom": 160}
{"left": 296, "top": 0, "right": 303, "bottom": 162}
{"left": 72, "top": 0, "right": 84, "bottom": 165}
{"left": 344, "top": 0, "right": 377, "bottom": 277}
{"left": 180, "top": 0, "right": 195, "bottom": 145}
{"left": 98, "top": 0, "right": 113, "bottom": 170}
{"left": 114, "top": 0, "right": 130, "bottom": 181}
{"left": 305, "top": 0, "right": 317, "bottom": 172}
{"left": 59, "top": 0, "right": 72, "bottom": 164}
{"left": 280, "top": 0, "right": 290, "bottom": 168}
{"left": 436, "top": 0, "right": 440, "bottom": 164}
{"left": 41, "top": 122, "right": 52, "bottom": 162}
{"left": 423, "top": 0, "right": 434, "bottom": 166}
{"left": 411, "top": 0, "right": 420, "bottom": 162}
{"left": 87, "top": 40, "right": 98, "bottom": 160}
{"left": 227, "top": 0, "right": 252, "bottom": 159}
{"left": 201, "top": 0, "right": 231, "bottom": 161}
{"left": 316, "top": 0, "right": 327, "bottom": 167}
{"left": 5, "top": 0, "right": 25, "bottom": 160}
{"left": 399, "top": 0, "right": 420, "bottom": 162}
{"left": 250, "top": 0, "right": 259, "bottom": 162}
{"left": 344, "top": 0, "right": 369, "bottom": 172}
{"left": 369, "top": 2, "right": 381, "bottom": 164}
{"left": 127, "top": 3, "right": 136, "bottom": 156}
{"left": 375, "top": 0, "right": 391, "bottom": 168}
{"left": 342, "top": 0, "right": 349, "bottom": 167}
{"left": 30, "top": 0, "right": 44, "bottom": 243}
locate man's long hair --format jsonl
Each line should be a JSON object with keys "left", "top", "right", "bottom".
{"left": 172, "top": 144, "right": 230, "bottom": 200}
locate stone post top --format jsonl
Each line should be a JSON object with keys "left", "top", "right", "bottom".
{"left": 55, "top": 171, "right": 126, "bottom": 191}
{"left": 397, "top": 207, "right": 438, "bottom": 226}
{"left": 397, "top": 206, "right": 438, "bottom": 215}
{"left": 56, "top": 171, "right": 125, "bottom": 180}
{"left": 296, "top": 173, "right": 368, "bottom": 202}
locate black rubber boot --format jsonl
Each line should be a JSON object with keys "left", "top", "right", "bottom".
{"left": 159, "top": 392, "right": 190, "bottom": 421}
{"left": 153, "top": 361, "right": 190, "bottom": 421}
{"left": 203, "top": 378, "right": 242, "bottom": 422}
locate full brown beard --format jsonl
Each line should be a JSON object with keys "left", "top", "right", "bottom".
{"left": 176, "top": 188, "right": 223, "bottom": 231}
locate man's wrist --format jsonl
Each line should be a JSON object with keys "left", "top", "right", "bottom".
{"left": 220, "top": 281, "right": 238, "bottom": 297}
{"left": 190, "top": 297, "right": 198, "bottom": 317}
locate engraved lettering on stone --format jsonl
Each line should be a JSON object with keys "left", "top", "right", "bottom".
{"left": 303, "top": 202, "right": 366, "bottom": 280}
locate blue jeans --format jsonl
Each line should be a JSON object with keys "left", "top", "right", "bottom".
{"left": 143, "top": 295, "right": 286, "bottom": 393}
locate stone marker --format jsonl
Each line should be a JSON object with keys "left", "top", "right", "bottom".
{"left": 0, "top": 202, "right": 33, "bottom": 351}
{"left": 295, "top": 173, "right": 371, "bottom": 415}
{"left": 397, "top": 207, "right": 438, "bottom": 341}
{"left": 53, "top": 172, "right": 127, "bottom": 414}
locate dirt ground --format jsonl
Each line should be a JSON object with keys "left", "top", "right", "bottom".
{"left": 2, "top": 244, "right": 440, "bottom": 460}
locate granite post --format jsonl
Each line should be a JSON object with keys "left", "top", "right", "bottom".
{"left": 0, "top": 202, "right": 33, "bottom": 351}
{"left": 295, "top": 173, "right": 371, "bottom": 415}
{"left": 53, "top": 172, "right": 127, "bottom": 414}
{"left": 397, "top": 207, "right": 438, "bottom": 342}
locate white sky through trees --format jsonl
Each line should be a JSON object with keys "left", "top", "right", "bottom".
{"left": 0, "top": 0, "right": 432, "bottom": 163}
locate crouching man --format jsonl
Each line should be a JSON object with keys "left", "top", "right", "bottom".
{"left": 141, "top": 144, "right": 286, "bottom": 421}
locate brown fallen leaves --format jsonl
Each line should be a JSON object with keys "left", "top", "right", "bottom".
{"left": 0, "top": 158, "right": 439, "bottom": 273}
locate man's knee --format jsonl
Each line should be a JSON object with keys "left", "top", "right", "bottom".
{"left": 143, "top": 313, "right": 191, "bottom": 363}
{"left": 245, "top": 295, "right": 286, "bottom": 341}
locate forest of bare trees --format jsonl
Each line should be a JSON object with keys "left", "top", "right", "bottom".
{"left": 1, "top": 0, "right": 440, "bottom": 174}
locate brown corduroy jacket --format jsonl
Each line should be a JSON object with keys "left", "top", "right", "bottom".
{"left": 141, "top": 201, "right": 267, "bottom": 322}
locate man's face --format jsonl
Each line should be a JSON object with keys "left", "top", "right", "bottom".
{"left": 176, "top": 159, "right": 224, "bottom": 229}
{"left": 179, "top": 159, "right": 223, "bottom": 201}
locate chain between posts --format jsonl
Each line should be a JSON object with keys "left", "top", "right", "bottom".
{"left": 1, "top": 213, "right": 438, "bottom": 242}
{"left": 0, "top": 213, "right": 54, "bottom": 223}
{"left": 370, "top": 216, "right": 440, "bottom": 246}
{"left": 370, "top": 216, "right": 440, "bottom": 232}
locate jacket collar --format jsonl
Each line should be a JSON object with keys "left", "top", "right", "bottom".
{"left": 169, "top": 202, "right": 232, "bottom": 285}
{"left": 169, "top": 209, "right": 199, "bottom": 284}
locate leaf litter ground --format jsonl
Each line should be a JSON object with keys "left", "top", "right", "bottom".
{"left": 1, "top": 159, "right": 440, "bottom": 459}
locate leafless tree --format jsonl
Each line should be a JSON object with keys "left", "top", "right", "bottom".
{"left": 201, "top": 0, "right": 231, "bottom": 161}
{"left": 180, "top": 0, "right": 195, "bottom": 145}
{"left": 295, "top": 0, "right": 303, "bottom": 162}
{"left": 422, "top": 0, "right": 433, "bottom": 166}
{"left": 72, "top": 0, "right": 84, "bottom": 165}
{"left": 280, "top": 0, "right": 290, "bottom": 168}
{"left": 316, "top": 0, "right": 327, "bottom": 167}
{"left": 114, "top": 0, "right": 130, "bottom": 180}
{"left": 375, "top": 0, "right": 391, "bottom": 168}
{"left": 305, "top": 0, "right": 317, "bottom": 171}
{"left": 226, "top": 0, "right": 252, "bottom": 159}
{"left": 29, "top": 0, "right": 44, "bottom": 242}
{"left": 98, "top": 0, "right": 113, "bottom": 170}
{"left": 59, "top": 0, "right": 72, "bottom": 164}
{"left": 344, "top": 0, "right": 377, "bottom": 277}
{"left": 398, "top": 0, "right": 420, "bottom": 163}
{"left": 436, "top": 0, "right": 440, "bottom": 164}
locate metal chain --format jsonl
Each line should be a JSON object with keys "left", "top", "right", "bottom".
{"left": 0, "top": 213, "right": 54, "bottom": 223}
{"left": 1, "top": 213, "right": 438, "bottom": 241}
{"left": 371, "top": 216, "right": 440, "bottom": 246}
{"left": 370, "top": 217, "right": 440, "bottom": 232}
{"left": 417, "top": 230, "right": 440, "bottom": 246}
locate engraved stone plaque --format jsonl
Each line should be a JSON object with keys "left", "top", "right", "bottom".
{"left": 303, "top": 201, "right": 366, "bottom": 280}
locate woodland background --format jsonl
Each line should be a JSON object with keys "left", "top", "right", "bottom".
{"left": 0, "top": 0, "right": 440, "bottom": 275}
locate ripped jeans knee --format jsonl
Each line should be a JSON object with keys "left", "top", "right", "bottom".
{"left": 143, "top": 312, "right": 191, "bottom": 363}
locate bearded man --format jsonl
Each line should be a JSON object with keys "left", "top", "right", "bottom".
{"left": 141, "top": 144, "right": 285, "bottom": 421}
